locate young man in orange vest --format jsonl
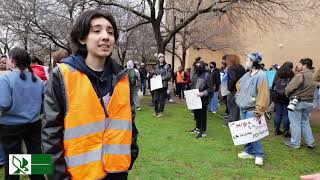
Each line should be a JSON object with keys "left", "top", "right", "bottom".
{"left": 42, "top": 10, "right": 139, "bottom": 180}
{"left": 174, "top": 66, "right": 186, "bottom": 99}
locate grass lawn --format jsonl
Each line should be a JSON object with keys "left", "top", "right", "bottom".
{"left": 129, "top": 97, "right": 320, "bottom": 179}
{"left": 1, "top": 96, "right": 320, "bottom": 179}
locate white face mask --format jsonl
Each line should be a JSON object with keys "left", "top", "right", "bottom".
{"left": 245, "top": 59, "right": 253, "bottom": 70}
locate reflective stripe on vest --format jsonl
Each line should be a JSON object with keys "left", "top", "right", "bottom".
{"left": 58, "top": 63, "right": 132, "bottom": 179}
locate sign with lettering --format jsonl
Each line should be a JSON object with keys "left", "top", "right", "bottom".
{"left": 229, "top": 116, "right": 269, "bottom": 146}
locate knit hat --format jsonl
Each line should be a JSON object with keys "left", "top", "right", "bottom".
{"left": 248, "top": 52, "right": 263, "bottom": 64}
{"left": 157, "top": 53, "right": 165, "bottom": 59}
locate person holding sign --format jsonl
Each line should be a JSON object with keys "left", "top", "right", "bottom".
{"left": 235, "top": 52, "right": 270, "bottom": 166}
{"left": 189, "top": 61, "right": 213, "bottom": 139}
{"left": 153, "top": 53, "right": 172, "bottom": 118}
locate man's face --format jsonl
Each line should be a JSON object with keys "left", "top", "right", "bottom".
{"left": 297, "top": 63, "right": 305, "bottom": 72}
{"left": 0, "top": 57, "right": 7, "bottom": 71}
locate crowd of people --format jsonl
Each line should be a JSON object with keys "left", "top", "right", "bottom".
{"left": 0, "top": 8, "right": 319, "bottom": 180}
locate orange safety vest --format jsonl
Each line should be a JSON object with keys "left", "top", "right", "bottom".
{"left": 58, "top": 64, "right": 132, "bottom": 180}
{"left": 176, "top": 71, "right": 186, "bottom": 84}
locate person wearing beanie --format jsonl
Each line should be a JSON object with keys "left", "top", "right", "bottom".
{"left": 235, "top": 52, "right": 270, "bottom": 166}
{"left": 153, "top": 53, "right": 171, "bottom": 118}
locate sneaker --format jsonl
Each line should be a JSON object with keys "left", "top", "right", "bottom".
{"left": 136, "top": 107, "right": 141, "bottom": 111}
{"left": 306, "top": 144, "right": 315, "bottom": 149}
{"left": 274, "top": 129, "right": 283, "bottom": 135}
{"left": 196, "top": 132, "right": 207, "bottom": 139}
{"left": 211, "top": 111, "right": 217, "bottom": 114}
{"left": 189, "top": 128, "right": 200, "bottom": 134}
{"left": 153, "top": 112, "right": 158, "bottom": 117}
{"left": 156, "top": 113, "right": 164, "bottom": 118}
{"left": 255, "top": 157, "right": 263, "bottom": 166}
{"left": 169, "top": 99, "right": 174, "bottom": 103}
{"left": 238, "top": 152, "right": 255, "bottom": 159}
{"left": 285, "top": 141, "right": 300, "bottom": 149}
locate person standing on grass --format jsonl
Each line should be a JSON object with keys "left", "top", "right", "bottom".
{"left": 0, "top": 47, "right": 45, "bottom": 180}
{"left": 226, "top": 55, "right": 245, "bottom": 124}
{"left": 42, "top": 10, "right": 139, "bottom": 180}
{"left": 127, "top": 60, "right": 141, "bottom": 111}
{"left": 153, "top": 53, "right": 171, "bottom": 118}
{"left": 220, "top": 55, "right": 229, "bottom": 121}
{"left": 139, "top": 63, "right": 148, "bottom": 96}
{"left": 189, "top": 60, "right": 212, "bottom": 139}
{"left": 174, "top": 66, "right": 186, "bottom": 99}
{"left": 208, "top": 61, "right": 221, "bottom": 114}
{"left": 236, "top": 52, "right": 269, "bottom": 166}
{"left": 284, "top": 58, "right": 316, "bottom": 149}
{"left": 271, "top": 61, "right": 294, "bottom": 137}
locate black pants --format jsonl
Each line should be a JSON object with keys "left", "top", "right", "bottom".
{"left": 154, "top": 87, "right": 167, "bottom": 113}
{"left": 175, "top": 83, "right": 185, "bottom": 98}
{"left": 227, "top": 92, "right": 239, "bottom": 122}
{"left": 222, "top": 95, "right": 229, "bottom": 114}
{"left": 0, "top": 121, "right": 45, "bottom": 180}
{"left": 103, "top": 172, "right": 128, "bottom": 180}
{"left": 194, "top": 106, "right": 207, "bottom": 132}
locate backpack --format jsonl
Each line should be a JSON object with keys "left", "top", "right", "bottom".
{"left": 274, "top": 78, "right": 289, "bottom": 96}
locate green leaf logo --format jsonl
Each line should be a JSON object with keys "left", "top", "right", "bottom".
{"left": 12, "top": 156, "right": 28, "bottom": 174}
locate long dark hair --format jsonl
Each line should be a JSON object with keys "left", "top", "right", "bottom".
{"left": 277, "top": 61, "right": 294, "bottom": 78}
{"left": 8, "top": 47, "right": 37, "bottom": 82}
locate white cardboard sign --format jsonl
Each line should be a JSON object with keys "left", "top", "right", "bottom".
{"left": 150, "top": 75, "right": 163, "bottom": 91}
{"left": 184, "top": 89, "right": 202, "bottom": 110}
{"left": 229, "top": 116, "right": 269, "bottom": 146}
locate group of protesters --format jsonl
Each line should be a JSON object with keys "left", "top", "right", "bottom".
{"left": 0, "top": 8, "right": 319, "bottom": 180}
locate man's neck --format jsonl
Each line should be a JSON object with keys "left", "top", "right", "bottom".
{"left": 85, "top": 54, "right": 106, "bottom": 72}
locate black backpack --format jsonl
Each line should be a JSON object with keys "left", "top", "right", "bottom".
{"left": 274, "top": 78, "right": 289, "bottom": 96}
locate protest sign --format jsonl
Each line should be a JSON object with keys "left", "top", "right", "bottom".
{"left": 150, "top": 75, "right": 163, "bottom": 91}
{"left": 229, "top": 116, "right": 269, "bottom": 146}
{"left": 184, "top": 89, "right": 202, "bottom": 110}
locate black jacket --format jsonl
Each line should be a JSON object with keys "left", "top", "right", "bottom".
{"left": 191, "top": 71, "right": 212, "bottom": 105}
{"left": 227, "top": 64, "right": 245, "bottom": 93}
{"left": 42, "top": 55, "right": 139, "bottom": 180}
{"left": 155, "top": 63, "right": 172, "bottom": 88}
{"left": 208, "top": 68, "right": 221, "bottom": 92}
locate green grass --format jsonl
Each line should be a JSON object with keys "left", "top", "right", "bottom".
{"left": 2, "top": 97, "right": 320, "bottom": 179}
{"left": 129, "top": 97, "right": 320, "bottom": 180}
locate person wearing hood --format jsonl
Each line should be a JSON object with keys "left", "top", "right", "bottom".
{"left": 189, "top": 60, "right": 212, "bottom": 139}
{"left": 235, "top": 52, "right": 269, "bottom": 166}
{"left": 153, "top": 53, "right": 171, "bottom": 118}
{"left": 42, "top": 10, "right": 139, "bottom": 180}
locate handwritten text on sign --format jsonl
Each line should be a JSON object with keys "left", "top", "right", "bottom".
{"left": 229, "top": 116, "right": 269, "bottom": 146}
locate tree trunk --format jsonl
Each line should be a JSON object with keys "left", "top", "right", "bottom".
{"left": 151, "top": 21, "right": 165, "bottom": 54}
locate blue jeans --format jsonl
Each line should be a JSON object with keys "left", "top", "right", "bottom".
{"left": 288, "top": 101, "right": 314, "bottom": 147}
{"left": 0, "top": 141, "right": 4, "bottom": 165}
{"left": 240, "top": 108, "right": 264, "bottom": 158}
{"left": 208, "top": 92, "right": 219, "bottom": 112}
{"left": 274, "top": 103, "right": 290, "bottom": 132}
